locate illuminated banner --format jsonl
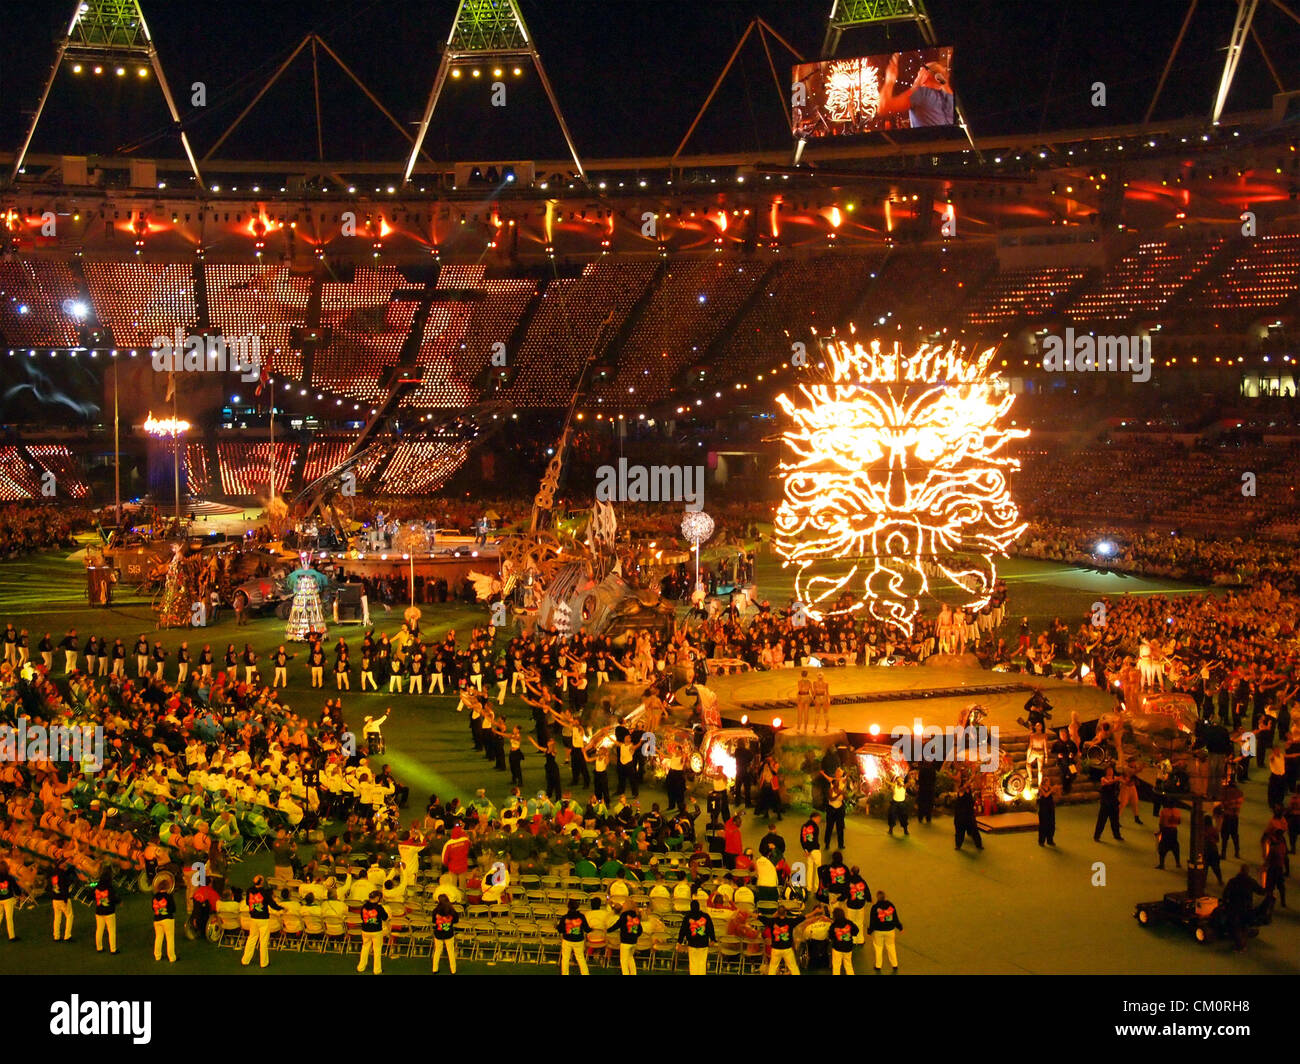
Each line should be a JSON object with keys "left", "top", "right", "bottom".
{"left": 792, "top": 47, "right": 955, "bottom": 138}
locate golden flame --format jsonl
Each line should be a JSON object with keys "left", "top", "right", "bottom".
{"left": 143, "top": 413, "right": 191, "bottom": 436}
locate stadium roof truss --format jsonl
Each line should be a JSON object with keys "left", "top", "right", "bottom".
{"left": 672, "top": 17, "right": 806, "bottom": 164}
{"left": 822, "top": 0, "right": 937, "bottom": 55}
{"left": 1148, "top": 0, "right": 1300, "bottom": 125}
{"left": 200, "top": 32, "right": 437, "bottom": 182}
{"left": 401, "top": 0, "right": 585, "bottom": 186}
{"left": 10, "top": 0, "right": 205, "bottom": 190}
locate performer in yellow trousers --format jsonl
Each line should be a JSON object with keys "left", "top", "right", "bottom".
{"left": 152, "top": 883, "right": 177, "bottom": 962}
{"left": 240, "top": 876, "right": 281, "bottom": 968}
{"left": 356, "top": 891, "right": 389, "bottom": 975}
{"left": 92, "top": 874, "right": 119, "bottom": 952}
{"left": 868, "top": 890, "right": 903, "bottom": 973}
{"left": 829, "top": 909, "right": 857, "bottom": 974}
{"left": 432, "top": 897, "right": 459, "bottom": 973}
{"left": 677, "top": 901, "right": 716, "bottom": 974}
{"left": 556, "top": 899, "right": 590, "bottom": 975}
{"left": 0, "top": 861, "right": 19, "bottom": 940}
{"left": 49, "top": 864, "right": 73, "bottom": 942}
{"left": 766, "top": 907, "right": 801, "bottom": 974}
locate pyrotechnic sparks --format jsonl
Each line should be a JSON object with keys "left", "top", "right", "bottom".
{"left": 707, "top": 742, "right": 738, "bottom": 781}
{"left": 773, "top": 336, "right": 1027, "bottom": 634}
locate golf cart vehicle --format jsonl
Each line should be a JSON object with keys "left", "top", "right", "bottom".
{"left": 1134, "top": 891, "right": 1221, "bottom": 943}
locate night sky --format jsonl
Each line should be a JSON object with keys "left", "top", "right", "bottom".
{"left": 2, "top": 0, "right": 1299, "bottom": 167}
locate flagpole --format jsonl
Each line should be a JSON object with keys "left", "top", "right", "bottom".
{"left": 113, "top": 360, "right": 121, "bottom": 527}
{"left": 172, "top": 370, "right": 181, "bottom": 522}
{"left": 269, "top": 377, "right": 275, "bottom": 502}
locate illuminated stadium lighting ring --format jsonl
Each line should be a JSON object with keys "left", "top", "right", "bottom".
{"left": 773, "top": 336, "right": 1026, "bottom": 635}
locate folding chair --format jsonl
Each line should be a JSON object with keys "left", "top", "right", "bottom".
{"left": 406, "top": 913, "right": 432, "bottom": 958}
{"left": 386, "top": 926, "right": 412, "bottom": 959}
{"left": 216, "top": 909, "right": 245, "bottom": 948}
{"left": 494, "top": 920, "right": 524, "bottom": 963}
{"left": 715, "top": 936, "right": 745, "bottom": 974}
{"left": 322, "top": 916, "right": 347, "bottom": 953}
{"left": 634, "top": 934, "right": 655, "bottom": 970}
{"left": 584, "top": 929, "right": 610, "bottom": 967}
{"left": 300, "top": 912, "right": 326, "bottom": 952}
{"left": 538, "top": 930, "right": 563, "bottom": 966}
{"left": 463, "top": 923, "right": 487, "bottom": 961}
{"left": 344, "top": 914, "right": 362, "bottom": 952}
{"left": 516, "top": 921, "right": 544, "bottom": 965}
{"left": 279, "top": 911, "right": 305, "bottom": 951}
{"left": 650, "top": 935, "right": 674, "bottom": 971}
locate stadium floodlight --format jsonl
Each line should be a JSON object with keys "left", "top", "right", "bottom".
{"left": 12, "top": 1, "right": 205, "bottom": 188}
{"left": 403, "top": 0, "right": 584, "bottom": 185}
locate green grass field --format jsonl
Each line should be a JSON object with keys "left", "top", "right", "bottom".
{"left": 0, "top": 546, "right": 1293, "bottom": 976}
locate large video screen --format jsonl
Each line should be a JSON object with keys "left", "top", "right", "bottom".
{"left": 792, "top": 47, "right": 955, "bottom": 138}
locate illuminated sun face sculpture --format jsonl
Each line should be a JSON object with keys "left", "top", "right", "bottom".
{"left": 774, "top": 337, "right": 1027, "bottom": 635}
{"left": 825, "top": 59, "right": 881, "bottom": 126}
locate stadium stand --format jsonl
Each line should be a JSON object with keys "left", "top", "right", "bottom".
{"left": 714, "top": 252, "right": 886, "bottom": 379}
{"left": 24, "top": 444, "right": 89, "bottom": 499}
{"left": 377, "top": 439, "right": 470, "bottom": 494}
{"left": 205, "top": 264, "right": 310, "bottom": 378}
{"left": 508, "top": 261, "right": 658, "bottom": 406}
{"left": 1068, "top": 237, "right": 1223, "bottom": 322}
{"left": 83, "top": 262, "right": 196, "bottom": 347}
{"left": 593, "top": 260, "right": 765, "bottom": 407}
{"left": 216, "top": 440, "right": 298, "bottom": 496}
{"left": 0, "top": 447, "right": 41, "bottom": 500}
{"left": 314, "top": 266, "right": 416, "bottom": 403}
{"left": 0, "top": 259, "right": 84, "bottom": 347}
{"left": 963, "top": 266, "right": 1091, "bottom": 329}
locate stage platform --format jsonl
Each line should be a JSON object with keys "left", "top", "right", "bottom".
{"left": 976, "top": 811, "right": 1041, "bottom": 833}
{"left": 709, "top": 663, "right": 1113, "bottom": 740}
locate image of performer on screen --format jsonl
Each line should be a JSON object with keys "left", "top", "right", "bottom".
{"left": 879, "top": 51, "right": 954, "bottom": 128}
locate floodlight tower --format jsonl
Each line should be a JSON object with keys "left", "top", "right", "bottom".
{"left": 10, "top": 0, "right": 204, "bottom": 188}
{"left": 401, "top": 0, "right": 585, "bottom": 187}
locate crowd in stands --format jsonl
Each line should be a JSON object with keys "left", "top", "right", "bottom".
{"left": 1019, "top": 521, "right": 1300, "bottom": 591}
{"left": 0, "top": 504, "right": 93, "bottom": 559}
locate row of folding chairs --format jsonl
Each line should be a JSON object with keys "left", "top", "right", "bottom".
{"left": 205, "top": 911, "right": 772, "bottom": 972}
{"left": 576, "top": 930, "right": 769, "bottom": 974}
